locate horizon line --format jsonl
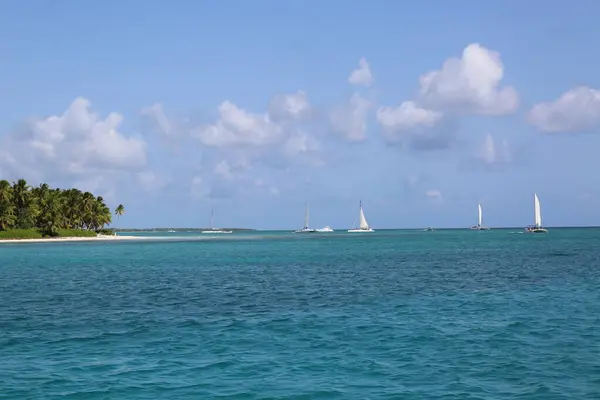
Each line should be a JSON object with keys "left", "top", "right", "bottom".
{"left": 114, "top": 225, "right": 600, "bottom": 231}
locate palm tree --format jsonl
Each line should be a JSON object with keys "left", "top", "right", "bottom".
{"left": 0, "top": 180, "right": 15, "bottom": 230}
{"left": 114, "top": 204, "right": 125, "bottom": 229}
{"left": 12, "top": 179, "right": 36, "bottom": 229}
{"left": 0, "top": 179, "right": 120, "bottom": 234}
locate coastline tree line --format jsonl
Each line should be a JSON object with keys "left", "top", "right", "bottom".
{"left": 0, "top": 178, "right": 125, "bottom": 236}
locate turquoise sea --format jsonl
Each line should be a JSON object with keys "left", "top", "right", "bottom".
{"left": 1, "top": 228, "right": 599, "bottom": 399}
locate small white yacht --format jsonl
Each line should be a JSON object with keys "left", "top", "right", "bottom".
{"left": 525, "top": 193, "right": 548, "bottom": 233}
{"left": 348, "top": 201, "right": 375, "bottom": 233}
{"left": 316, "top": 226, "right": 334, "bottom": 232}
{"left": 201, "top": 208, "right": 233, "bottom": 234}
{"left": 470, "top": 203, "right": 490, "bottom": 230}
{"left": 294, "top": 201, "right": 317, "bottom": 233}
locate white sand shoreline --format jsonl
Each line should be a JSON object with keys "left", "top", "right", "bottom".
{"left": 0, "top": 234, "right": 146, "bottom": 244}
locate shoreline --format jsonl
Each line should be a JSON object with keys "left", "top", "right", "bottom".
{"left": 0, "top": 234, "right": 143, "bottom": 244}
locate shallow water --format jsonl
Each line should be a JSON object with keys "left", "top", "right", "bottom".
{"left": 1, "top": 229, "right": 599, "bottom": 399}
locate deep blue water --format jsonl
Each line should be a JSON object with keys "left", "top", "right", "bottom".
{"left": 1, "top": 228, "right": 600, "bottom": 399}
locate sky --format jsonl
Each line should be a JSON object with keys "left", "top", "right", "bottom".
{"left": 1, "top": 0, "right": 600, "bottom": 229}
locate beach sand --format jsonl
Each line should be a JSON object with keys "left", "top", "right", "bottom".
{"left": 0, "top": 234, "right": 144, "bottom": 244}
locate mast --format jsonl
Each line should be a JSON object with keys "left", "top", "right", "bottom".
{"left": 304, "top": 201, "right": 309, "bottom": 229}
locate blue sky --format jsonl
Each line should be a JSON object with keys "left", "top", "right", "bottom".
{"left": 1, "top": 0, "right": 600, "bottom": 229}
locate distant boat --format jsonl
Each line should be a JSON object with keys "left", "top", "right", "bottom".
{"left": 525, "top": 193, "right": 548, "bottom": 233}
{"left": 348, "top": 201, "right": 375, "bottom": 233}
{"left": 470, "top": 203, "right": 490, "bottom": 230}
{"left": 167, "top": 228, "right": 176, "bottom": 233}
{"left": 294, "top": 201, "right": 317, "bottom": 233}
{"left": 423, "top": 227, "right": 435, "bottom": 231}
{"left": 201, "top": 208, "right": 233, "bottom": 234}
{"left": 316, "top": 226, "right": 334, "bottom": 232}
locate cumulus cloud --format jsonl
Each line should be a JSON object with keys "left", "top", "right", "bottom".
{"left": 377, "top": 101, "right": 442, "bottom": 131}
{"left": 0, "top": 97, "right": 146, "bottom": 183}
{"left": 375, "top": 43, "right": 518, "bottom": 152}
{"left": 186, "top": 91, "right": 328, "bottom": 198}
{"left": 418, "top": 43, "right": 519, "bottom": 115}
{"left": 268, "top": 91, "right": 311, "bottom": 121}
{"left": 528, "top": 86, "right": 600, "bottom": 133}
{"left": 376, "top": 101, "right": 451, "bottom": 149}
{"left": 329, "top": 93, "right": 371, "bottom": 142}
{"left": 348, "top": 57, "right": 373, "bottom": 87}
{"left": 192, "top": 101, "right": 283, "bottom": 147}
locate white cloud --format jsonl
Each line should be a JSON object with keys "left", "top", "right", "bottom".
{"left": 418, "top": 43, "right": 518, "bottom": 115}
{"left": 528, "top": 86, "right": 600, "bottom": 133}
{"left": 348, "top": 57, "right": 373, "bottom": 87}
{"left": 0, "top": 97, "right": 147, "bottom": 180}
{"left": 214, "top": 160, "right": 234, "bottom": 180}
{"left": 376, "top": 101, "right": 453, "bottom": 150}
{"left": 377, "top": 101, "right": 442, "bottom": 133}
{"left": 329, "top": 93, "right": 371, "bottom": 142}
{"left": 268, "top": 91, "right": 311, "bottom": 120}
{"left": 193, "top": 101, "right": 283, "bottom": 147}
{"left": 475, "top": 133, "right": 512, "bottom": 165}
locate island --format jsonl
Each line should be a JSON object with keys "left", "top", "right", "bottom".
{"left": 0, "top": 179, "right": 124, "bottom": 241}
{"left": 113, "top": 228, "right": 256, "bottom": 232}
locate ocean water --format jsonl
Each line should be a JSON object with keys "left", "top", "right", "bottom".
{"left": 1, "top": 228, "right": 600, "bottom": 399}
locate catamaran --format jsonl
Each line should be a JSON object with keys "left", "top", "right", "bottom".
{"left": 348, "top": 201, "right": 374, "bottom": 232}
{"left": 525, "top": 193, "right": 548, "bottom": 233}
{"left": 294, "top": 201, "right": 317, "bottom": 233}
{"left": 470, "top": 203, "right": 490, "bottom": 230}
{"left": 201, "top": 208, "right": 233, "bottom": 234}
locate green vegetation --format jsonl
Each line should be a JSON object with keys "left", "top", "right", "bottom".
{"left": 0, "top": 228, "right": 97, "bottom": 240}
{"left": 0, "top": 178, "right": 120, "bottom": 240}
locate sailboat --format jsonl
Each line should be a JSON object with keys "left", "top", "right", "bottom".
{"left": 470, "top": 203, "right": 490, "bottom": 230}
{"left": 201, "top": 208, "right": 233, "bottom": 234}
{"left": 525, "top": 193, "right": 548, "bottom": 233}
{"left": 294, "top": 201, "right": 317, "bottom": 233}
{"left": 348, "top": 201, "right": 375, "bottom": 232}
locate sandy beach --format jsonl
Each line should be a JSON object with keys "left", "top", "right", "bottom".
{"left": 0, "top": 234, "right": 144, "bottom": 244}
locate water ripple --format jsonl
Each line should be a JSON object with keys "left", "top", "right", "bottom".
{"left": 1, "top": 229, "right": 599, "bottom": 398}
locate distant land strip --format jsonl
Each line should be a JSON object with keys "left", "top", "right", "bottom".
{"left": 114, "top": 228, "right": 256, "bottom": 232}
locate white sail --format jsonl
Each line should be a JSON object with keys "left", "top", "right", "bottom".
{"left": 534, "top": 193, "right": 542, "bottom": 227}
{"left": 348, "top": 201, "right": 374, "bottom": 232}
{"left": 304, "top": 201, "right": 309, "bottom": 229}
{"left": 478, "top": 203, "right": 482, "bottom": 227}
{"left": 358, "top": 202, "right": 369, "bottom": 229}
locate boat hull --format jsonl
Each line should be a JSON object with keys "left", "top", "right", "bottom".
{"left": 201, "top": 230, "right": 233, "bottom": 234}
{"left": 294, "top": 229, "right": 317, "bottom": 233}
{"left": 525, "top": 228, "right": 548, "bottom": 233}
{"left": 347, "top": 229, "right": 375, "bottom": 233}
{"left": 470, "top": 225, "right": 490, "bottom": 230}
